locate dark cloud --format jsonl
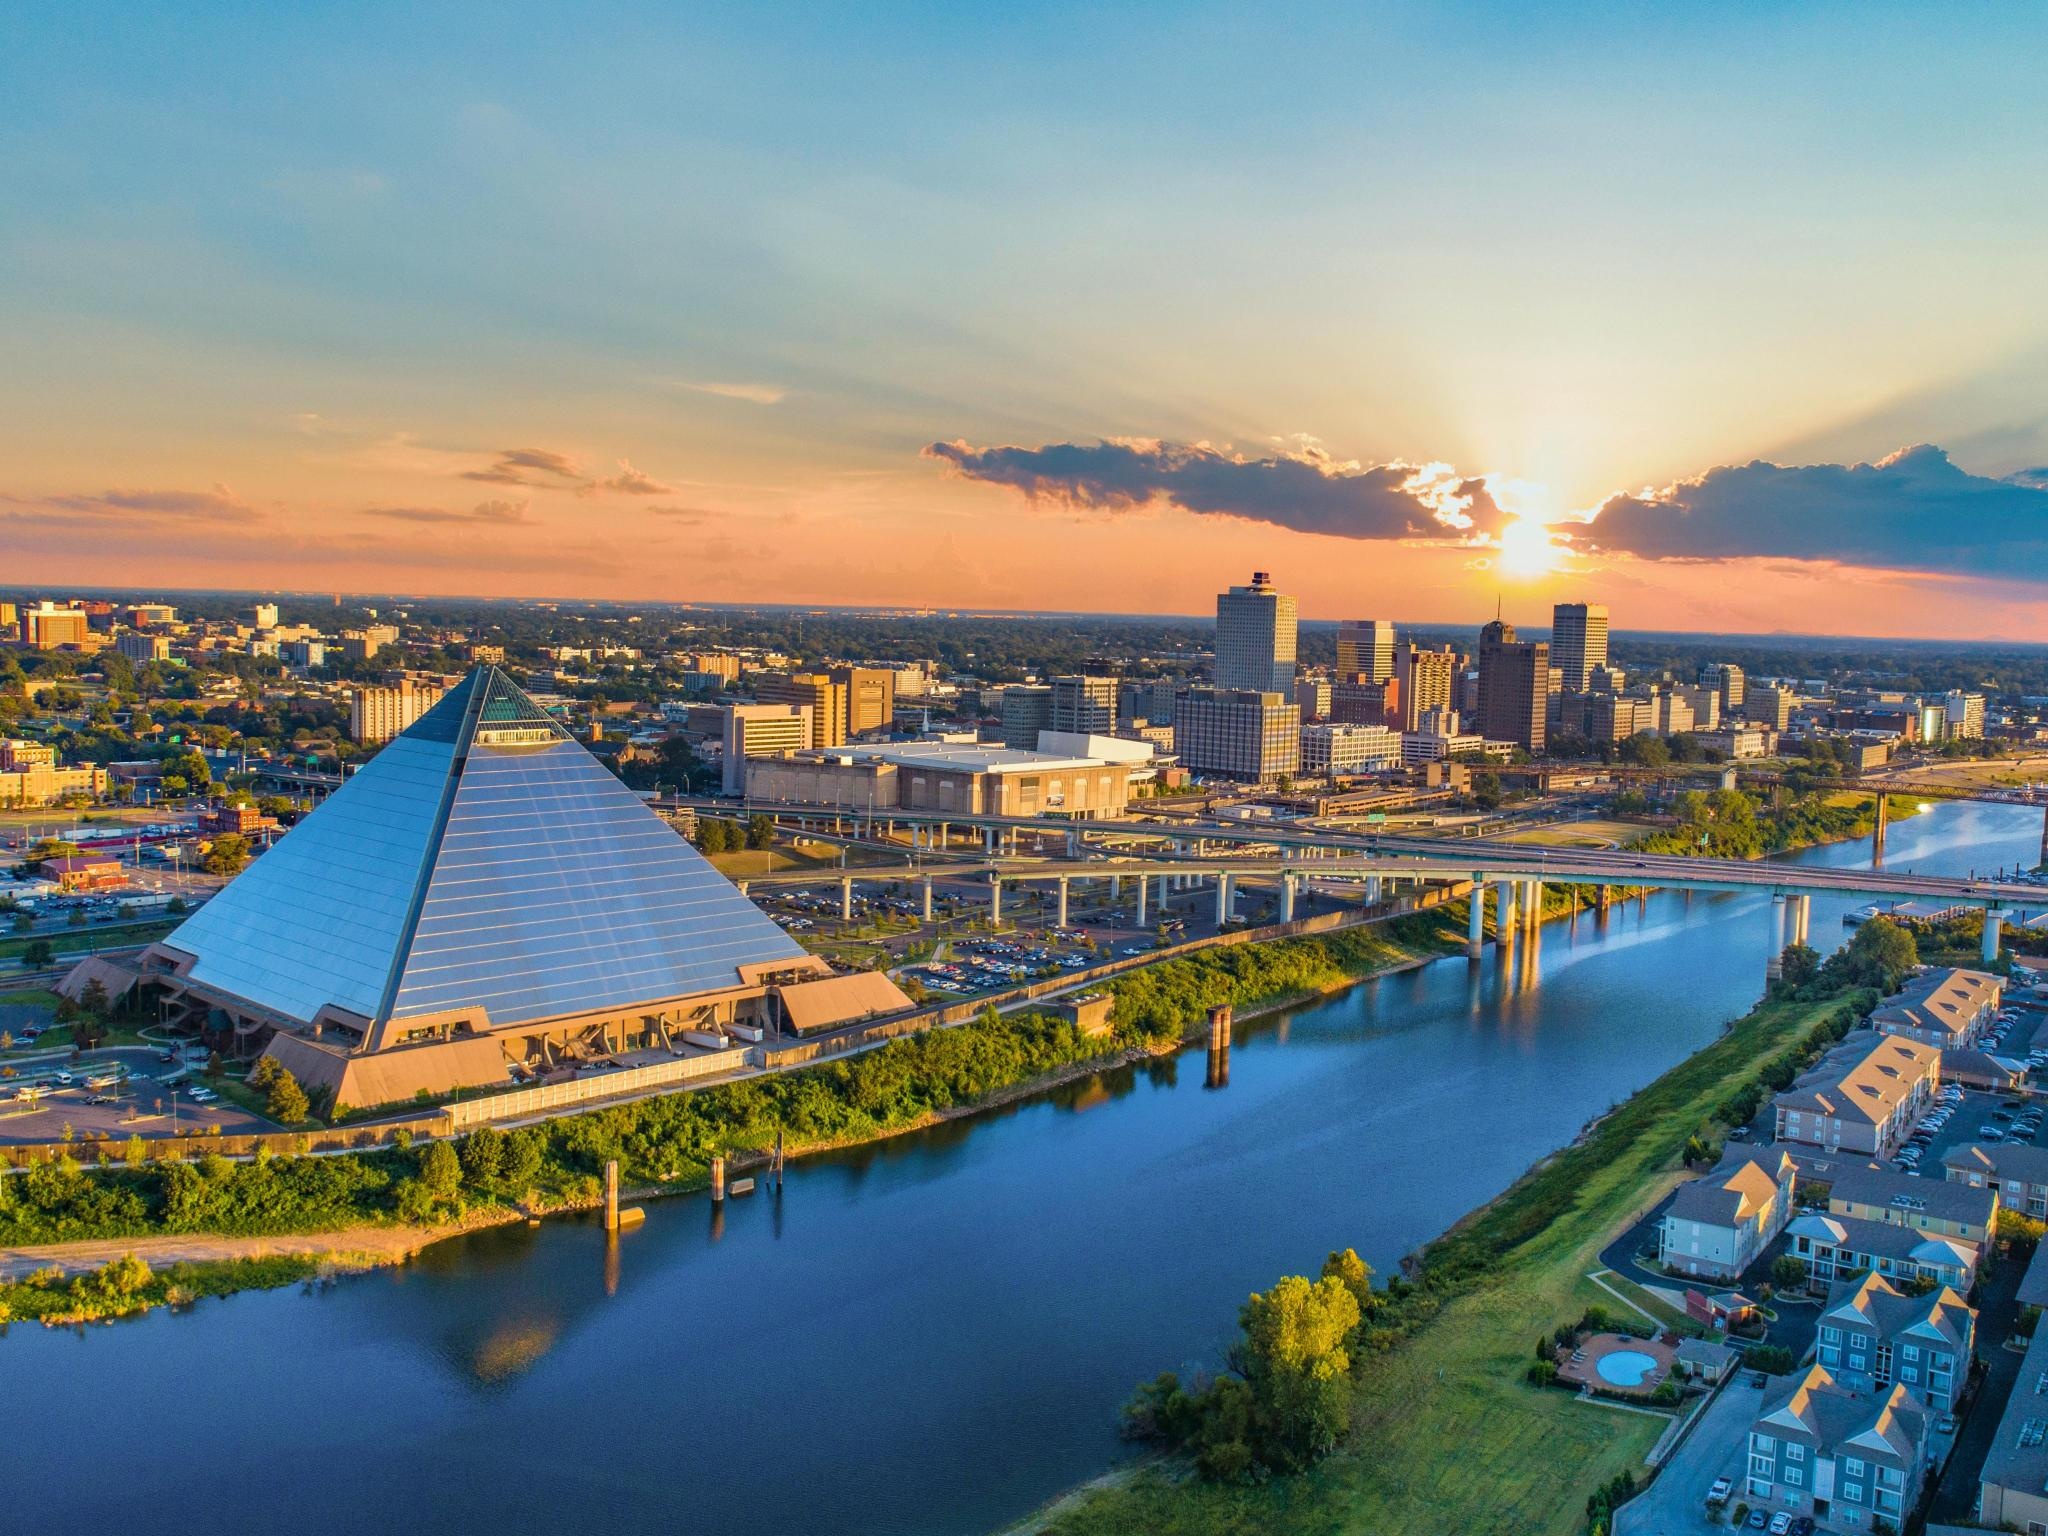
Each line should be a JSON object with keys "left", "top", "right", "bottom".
{"left": 0, "top": 484, "right": 257, "bottom": 524}
{"left": 1585, "top": 445, "right": 2048, "bottom": 579}
{"left": 363, "top": 499, "right": 532, "bottom": 526}
{"left": 923, "top": 438, "right": 1502, "bottom": 540}
{"left": 461, "top": 447, "right": 581, "bottom": 485}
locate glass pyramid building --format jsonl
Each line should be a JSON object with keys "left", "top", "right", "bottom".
{"left": 159, "top": 667, "right": 812, "bottom": 1055}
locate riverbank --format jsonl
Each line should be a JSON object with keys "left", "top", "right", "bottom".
{"left": 0, "top": 906, "right": 1479, "bottom": 1325}
{"left": 1022, "top": 986, "right": 1866, "bottom": 1536}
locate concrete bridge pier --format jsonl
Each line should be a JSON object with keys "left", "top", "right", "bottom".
{"left": 1522, "top": 880, "right": 1543, "bottom": 932}
{"left": 1215, "top": 872, "right": 1235, "bottom": 927}
{"left": 1984, "top": 909, "right": 2004, "bottom": 965}
{"left": 2040, "top": 805, "right": 2048, "bottom": 869}
{"left": 1135, "top": 875, "right": 1148, "bottom": 926}
{"left": 937, "top": 821, "right": 949, "bottom": 850}
{"left": 1467, "top": 878, "right": 1486, "bottom": 959}
{"left": 921, "top": 877, "right": 933, "bottom": 923}
{"left": 1279, "top": 873, "right": 1297, "bottom": 923}
{"left": 989, "top": 875, "right": 1002, "bottom": 925}
{"left": 1873, "top": 793, "right": 1888, "bottom": 863}
{"left": 1367, "top": 876, "right": 1383, "bottom": 904}
{"left": 984, "top": 825, "right": 997, "bottom": 855}
{"left": 1495, "top": 880, "right": 1518, "bottom": 940}
{"left": 840, "top": 876, "right": 853, "bottom": 921}
{"left": 1790, "top": 894, "right": 1811, "bottom": 947}
{"left": 1056, "top": 877, "right": 1069, "bottom": 929}
{"left": 1767, "top": 894, "right": 1787, "bottom": 982}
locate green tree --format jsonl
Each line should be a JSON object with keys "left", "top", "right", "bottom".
{"left": 418, "top": 1139, "right": 463, "bottom": 1201}
{"left": 500, "top": 1126, "right": 544, "bottom": 1191}
{"left": 203, "top": 833, "right": 251, "bottom": 876}
{"left": 22, "top": 938, "right": 54, "bottom": 968}
{"left": 266, "top": 1069, "right": 310, "bottom": 1124}
{"left": 460, "top": 1126, "right": 507, "bottom": 1184}
{"left": 1237, "top": 1273, "right": 1362, "bottom": 1469}
{"left": 1771, "top": 1254, "right": 1809, "bottom": 1291}
{"left": 1319, "top": 1247, "right": 1379, "bottom": 1319}
{"left": 1827, "top": 917, "right": 1917, "bottom": 994}
{"left": 746, "top": 813, "right": 776, "bottom": 850}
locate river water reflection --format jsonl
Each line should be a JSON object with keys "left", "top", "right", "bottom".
{"left": 8, "top": 802, "right": 2041, "bottom": 1536}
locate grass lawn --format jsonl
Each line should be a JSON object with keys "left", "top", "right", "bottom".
{"left": 0, "top": 919, "right": 180, "bottom": 963}
{"left": 1036, "top": 990, "right": 1861, "bottom": 1536}
{"left": 0, "top": 988, "right": 63, "bottom": 1010}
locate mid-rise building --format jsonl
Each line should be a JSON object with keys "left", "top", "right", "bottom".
{"left": 280, "top": 639, "right": 326, "bottom": 670}
{"left": 1049, "top": 675, "right": 1118, "bottom": 736}
{"left": 1000, "top": 685, "right": 1054, "bottom": 750}
{"left": 754, "top": 671, "right": 847, "bottom": 747}
{"left": 340, "top": 624, "right": 401, "bottom": 662}
{"left": 1748, "top": 685, "right": 1795, "bottom": 730}
{"left": 1175, "top": 687, "right": 1300, "bottom": 782}
{"left": 1979, "top": 1326, "right": 2048, "bottom": 1531}
{"left": 1393, "top": 643, "right": 1458, "bottom": 731}
{"left": 115, "top": 630, "right": 171, "bottom": 663}
{"left": 465, "top": 642, "right": 507, "bottom": 665}
{"left": 1118, "top": 678, "right": 1179, "bottom": 728}
{"left": 246, "top": 602, "right": 280, "bottom": 629}
{"left": 830, "top": 665, "right": 897, "bottom": 735}
{"left": 1657, "top": 1145, "right": 1797, "bottom": 1281}
{"left": 1703, "top": 662, "right": 1746, "bottom": 712}
{"left": 1943, "top": 690, "right": 1986, "bottom": 740}
{"left": 1772, "top": 1033, "right": 1941, "bottom": 1157}
{"left": 1331, "top": 675, "right": 1398, "bottom": 727}
{"left": 1783, "top": 1211, "right": 1979, "bottom": 1291}
{"left": 1335, "top": 619, "right": 1395, "bottom": 683}
{"left": 1744, "top": 1366, "right": 1929, "bottom": 1527}
{"left": 745, "top": 741, "right": 1133, "bottom": 817}
{"left": 19, "top": 601, "right": 90, "bottom": 649}
{"left": 1869, "top": 967, "right": 2002, "bottom": 1050}
{"left": 0, "top": 739, "right": 108, "bottom": 806}
{"left": 721, "top": 704, "right": 813, "bottom": 795}
{"left": 1674, "top": 685, "right": 1722, "bottom": 731}
{"left": 124, "top": 603, "right": 177, "bottom": 628}
{"left": 350, "top": 678, "right": 451, "bottom": 744}
{"left": 1475, "top": 618, "right": 1547, "bottom": 752}
{"left": 1214, "top": 571, "right": 1297, "bottom": 694}
{"left": 1294, "top": 676, "right": 1331, "bottom": 722}
{"left": 1549, "top": 602, "right": 1607, "bottom": 692}
{"left": 1299, "top": 722, "right": 1401, "bottom": 777}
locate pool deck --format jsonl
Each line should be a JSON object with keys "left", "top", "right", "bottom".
{"left": 1557, "top": 1331, "right": 1680, "bottom": 1396}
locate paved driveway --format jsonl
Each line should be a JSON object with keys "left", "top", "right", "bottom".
{"left": 1615, "top": 1375, "right": 1766, "bottom": 1536}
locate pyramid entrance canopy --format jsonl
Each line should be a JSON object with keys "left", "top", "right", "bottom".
{"left": 163, "top": 667, "right": 809, "bottom": 1040}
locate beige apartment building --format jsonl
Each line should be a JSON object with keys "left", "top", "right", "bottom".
{"left": 721, "top": 704, "right": 814, "bottom": 795}
{"left": 755, "top": 671, "right": 848, "bottom": 747}
{"left": 0, "top": 739, "right": 108, "bottom": 806}
{"left": 351, "top": 678, "right": 452, "bottom": 744}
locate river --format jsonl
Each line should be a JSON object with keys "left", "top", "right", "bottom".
{"left": 6, "top": 802, "right": 2041, "bottom": 1536}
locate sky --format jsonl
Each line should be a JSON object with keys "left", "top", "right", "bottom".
{"left": 2, "top": 1, "right": 2046, "bottom": 637}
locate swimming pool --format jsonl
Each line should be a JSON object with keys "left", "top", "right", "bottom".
{"left": 1594, "top": 1349, "right": 1659, "bottom": 1387}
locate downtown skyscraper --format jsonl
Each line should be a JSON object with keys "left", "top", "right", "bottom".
{"left": 1214, "top": 571, "right": 1297, "bottom": 694}
{"left": 1550, "top": 602, "right": 1609, "bottom": 693}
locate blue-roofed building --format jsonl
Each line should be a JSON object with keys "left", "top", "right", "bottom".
{"left": 145, "top": 668, "right": 906, "bottom": 1111}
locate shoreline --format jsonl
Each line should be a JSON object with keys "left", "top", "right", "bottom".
{"left": 0, "top": 918, "right": 1473, "bottom": 1320}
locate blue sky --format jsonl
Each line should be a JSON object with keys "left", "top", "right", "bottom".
{"left": 3, "top": 2, "right": 2045, "bottom": 632}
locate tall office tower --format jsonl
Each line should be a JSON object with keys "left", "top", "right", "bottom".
{"left": 1549, "top": 603, "right": 1609, "bottom": 693}
{"left": 1943, "top": 690, "right": 1985, "bottom": 740}
{"left": 1215, "top": 571, "right": 1297, "bottom": 694}
{"left": 1117, "top": 677, "right": 1179, "bottom": 728}
{"left": 1000, "top": 685, "right": 1054, "bottom": 750}
{"left": 1702, "top": 662, "right": 1746, "bottom": 713}
{"left": 829, "top": 666, "right": 896, "bottom": 735}
{"left": 1392, "top": 643, "right": 1458, "bottom": 731}
{"left": 19, "top": 602, "right": 91, "bottom": 648}
{"left": 1476, "top": 619, "right": 1548, "bottom": 751}
{"left": 1174, "top": 688, "right": 1301, "bottom": 782}
{"left": 754, "top": 671, "right": 848, "bottom": 747}
{"left": 1331, "top": 676, "right": 1398, "bottom": 727}
{"left": 1335, "top": 619, "right": 1396, "bottom": 683}
{"left": 1049, "top": 675, "right": 1118, "bottom": 735}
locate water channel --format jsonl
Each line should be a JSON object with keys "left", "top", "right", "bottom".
{"left": 7, "top": 801, "right": 2041, "bottom": 1536}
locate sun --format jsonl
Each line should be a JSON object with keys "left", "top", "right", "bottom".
{"left": 1496, "top": 517, "right": 1563, "bottom": 578}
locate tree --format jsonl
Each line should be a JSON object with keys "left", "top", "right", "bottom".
{"left": 1319, "top": 1247, "right": 1379, "bottom": 1319}
{"left": 1827, "top": 917, "right": 1917, "bottom": 994}
{"left": 418, "top": 1139, "right": 462, "bottom": 1201}
{"left": 746, "top": 813, "right": 776, "bottom": 850}
{"left": 695, "top": 817, "right": 732, "bottom": 854}
{"left": 1237, "top": 1273, "right": 1362, "bottom": 1469}
{"left": 1776, "top": 943, "right": 1820, "bottom": 991}
{"left": 459, "top": 1126, "right": 507, "bottom": 1184}
{"left": 500, "top": 1126, "right": 545, "bottom": 1191}
{"left": 1771, "top": 1254, "right": 1809, "bottom": 1291}
{"left": 203, "top": 833, "right": 251, "bottom": 876}
{"left": 266, "top": 1069, "right": 310, "bottom": 1124}
{"left": 22, "top": 938, "right": 54, "bottom": 969}
{"left": 1471, "top": 771, "right": 1503, "bottom": 810}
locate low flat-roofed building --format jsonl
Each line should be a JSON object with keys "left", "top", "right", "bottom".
{"left": 42, "top": 854, "right": 126, "bottom": 892}
{"left": 745, "top": 741, "right": 1133, "bottom": 818}
{"left": 1773, "top": 1033, "right": 1941, "bottom": 1158}
{"left": 1825, "top": 1164, "right": 1999, "bottom": 1243}
{"left": 1870, "top": 966, "right": 2002, "bottom": 1049}
{"left": 1977, "top": 1325, "right": 2048, "bottom": 1532}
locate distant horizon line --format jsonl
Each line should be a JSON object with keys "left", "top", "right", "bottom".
{"left": 4, "top": 580, "right": 2044, "bottom": 651}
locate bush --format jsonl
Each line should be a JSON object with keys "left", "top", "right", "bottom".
{"left": 1527, "top": 1359, "right": 1559, "bottom": 1387}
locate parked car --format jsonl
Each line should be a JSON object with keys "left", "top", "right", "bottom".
{"left": 1769, "top": 1514, "right": 1793, "bottom": 1536}
{"left": 1706, "top": 1476, "right": 1733, "bottom": 1507}
{"left": 1744, "top": 1511, "right": 1767, "bottom": 1530}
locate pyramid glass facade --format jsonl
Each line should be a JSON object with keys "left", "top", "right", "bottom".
{"left": 163, "top": 668, "right": 807, "bottom": 1033}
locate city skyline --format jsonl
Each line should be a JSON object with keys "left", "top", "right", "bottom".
{"left": 3, "top": 3, "right": 2046, "bottom": 639}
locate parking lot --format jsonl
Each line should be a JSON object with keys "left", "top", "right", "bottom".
{"left": 1614, "top": 1374, "right": 1766, "bottom": 1535}
{"left": 0, "top": 1045, "right": 272, "bottom": 1143}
